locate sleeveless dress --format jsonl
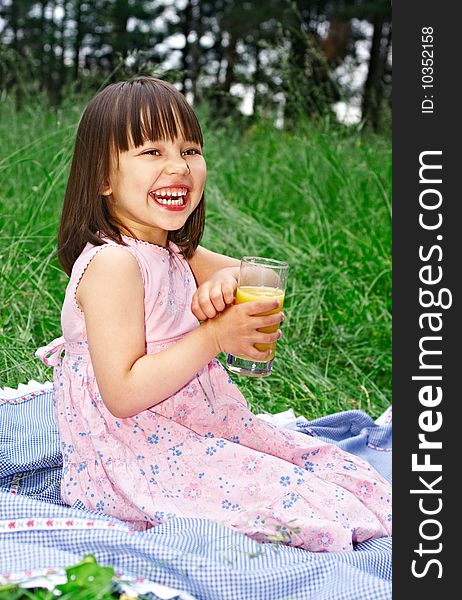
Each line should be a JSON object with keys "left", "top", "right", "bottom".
{"left": 36, "top": 236, "right": 392, "bottom": 552}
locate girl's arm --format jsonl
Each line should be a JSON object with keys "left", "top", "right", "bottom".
{"left": 188, "top": 246, "right": 241, "bottom": 320}
{"left": 187, "top": 245, "right": 240, "bottom": 286}
{"left": 77, "top": 247, "right": 282, "bottom": 419}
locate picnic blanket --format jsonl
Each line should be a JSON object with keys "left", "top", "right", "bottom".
{"left": 0, "top": 381, "right": 392, "bottom": 600}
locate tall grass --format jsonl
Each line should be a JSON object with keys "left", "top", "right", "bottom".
{"left": 0, "top": 93, "right": 391, "bottom": 419}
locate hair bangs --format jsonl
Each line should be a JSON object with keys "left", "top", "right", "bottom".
{"left": 111, "top": 79, "right": 203, "bottom": 153}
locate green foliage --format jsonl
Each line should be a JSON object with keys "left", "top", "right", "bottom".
{"left": 0, "top": 94, "right": 391, "bottom": 419}
{"left": 203, "top": 118, "right": 391, "bottom": 417}
{"left": 55, "top": 554, "right": 115, "bottom": 597}
{"left": 0, "top": 1, "right": 392, "bottom": 130}
{"left": 0, "top": 555, "right": 126, "bottom": 599}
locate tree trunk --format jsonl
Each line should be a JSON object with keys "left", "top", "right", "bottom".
{"left": 321, "top": 19, "right": 351, "bottom": 67}
{"left": 73, "top": 0, "right": 83, "bottom": 81}
{"left": 214, "top": 32, "right": 225, "bottom": 87}
{"left": 361, "top": 13, "right": 385, "bottom": 131}
{"left": 39, "top": 0, "right": 49, "bottom": 90}
{"left": 110, "top": 2, "right": 130, "bottom": 78}
{"left": 382, "top": 21, "right": 392, "bottom": 113}
{"left": 58, "top": 0, "right": 67, "bottom": 92}
{"left": 223, "top": 34, "right": 237, "bottom": 93}
{"left": 283, "top": 26, "right": 306, "bottom": 128}
{"left": 10, "top": 1, "right": 19, "bottom": 54}
{"left": 189, "top": 0, "right": 203, "bottom": 105}
{"left": 180, "top": 0, "right": 193, "bottom": 95}
{"left": 9, "top": 0, "right": 21, "bottom": 110}
{"left": 253, "top": 41, "right": 261, "bottom": 117}
{"left": 43, "top": 0, "right": 60, "bottom": 104}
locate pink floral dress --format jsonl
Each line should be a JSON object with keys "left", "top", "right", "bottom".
{"left": 36, "top": 236, "right": 392, "bottom": 552}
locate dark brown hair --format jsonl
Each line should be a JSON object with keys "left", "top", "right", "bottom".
{"left": 58, "top": 76, "right": 205, "bottom": 275}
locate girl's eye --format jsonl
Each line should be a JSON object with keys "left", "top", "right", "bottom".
{"left": 140, "top": 147, "right": 201, "bottom": 157}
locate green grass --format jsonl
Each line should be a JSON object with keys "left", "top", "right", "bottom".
{"left": 0, "top": 94, "right": 391, "bottom": 419}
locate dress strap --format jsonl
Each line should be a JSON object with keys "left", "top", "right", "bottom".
{"left": 35, "top": 336, "right": 65, "bottom": 367}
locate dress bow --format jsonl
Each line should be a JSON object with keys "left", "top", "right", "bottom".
{"left": 35, "top": 336, "right": 65, "bottom": 367}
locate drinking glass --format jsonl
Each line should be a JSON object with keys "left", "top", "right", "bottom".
{"left": 226, "top": 256, "right": 289, "bottom": 377}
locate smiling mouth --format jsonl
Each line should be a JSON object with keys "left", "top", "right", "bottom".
{"left": 149, "top": 187, "right": 189, "bottom": 210}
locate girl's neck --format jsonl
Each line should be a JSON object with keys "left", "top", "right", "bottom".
{"left": 119, "top": 225, "right": 168, "bottom": 248}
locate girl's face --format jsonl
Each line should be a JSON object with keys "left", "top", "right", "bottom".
{"left": 104, "top": 135, "right": 206, "bottom": 246}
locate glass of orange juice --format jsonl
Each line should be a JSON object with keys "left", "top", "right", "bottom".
{"left": 226, "top": 256, "right": 289, "bottom": 377}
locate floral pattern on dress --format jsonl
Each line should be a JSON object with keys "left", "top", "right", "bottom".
{"left": 39, "top": 238, "right": 392, "bottom": 551}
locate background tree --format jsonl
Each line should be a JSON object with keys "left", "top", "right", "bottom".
{"left": 342, "top": 0, "right": 392, "bottom": 131}
{"left": 0, "top": 0, "right": 392, "bottom": 130}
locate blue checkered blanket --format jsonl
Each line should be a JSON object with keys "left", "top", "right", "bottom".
{"left": 0, "top": 384, "right": 392, "bottom": 600}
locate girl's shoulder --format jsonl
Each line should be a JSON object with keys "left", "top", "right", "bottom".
{"left": 70, "top": 238, "right": 146, "bottom": 287}
{"left": 61, "top": 239, "right": 147, "bottom": 338}
{"left": 69, "top": 235, "right": 184, "bottom": 288}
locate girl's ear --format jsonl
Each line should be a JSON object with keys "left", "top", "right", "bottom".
{"left": 101, "top": 183, "right": 112, "bottom": 196}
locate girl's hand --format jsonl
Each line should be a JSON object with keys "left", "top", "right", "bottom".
{"left": 205, "top": 299, "right": 284, "bottom": 361}
{"left": 191, "top": 267, "right": 238, "bottom": 321}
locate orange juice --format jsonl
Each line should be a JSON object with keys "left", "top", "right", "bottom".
{"left": 235, "top": 286, "right": 285, "bottom": 359}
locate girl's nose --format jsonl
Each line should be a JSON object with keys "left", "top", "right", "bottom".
{"left": 164, "top": 155, "right": 190, "bottom": 175}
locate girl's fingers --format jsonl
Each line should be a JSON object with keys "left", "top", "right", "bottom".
{"left": 254, "top": 330, "right": 281, "bottom": 344}
{"left": 253, "top": 312, "right": 284, "bottom": 329}
{"left": 190, "top": 296, "right": 200, "bottom": 318}
{"left": 194, "top": 286, "right": 218, "bottom": 319}
{"left": 191, "top": 291, "right": 214, "bottom": 320}
{"left": 209, "top": 286, "right": 226, "bottom": 312}
{"left": 192, "top": 279, "right": 236, "bottom": 323}
{"left": 245, "top": 346, "right": 274, "bottom": 360}
{"left": 202, "top": 301, "right": 218, "bottom": 319}
{"left": 222, "top": 282, "right": 236, "bottom": 305}
{"left": 245, "top": 299, "right": 280, "bottom": 316}
{"left": 236, "top": 344, "right": 271, "bottom": 360}
{"left": 191, "top": 303, "right": 208, "bottom": 321}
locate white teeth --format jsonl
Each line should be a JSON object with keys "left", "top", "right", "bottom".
{"left": 153, "top": 195, "right": 185, "bottom": 206}
{"left": 153, "top": 188, "right": 187, "bottom": 196}
{"left": 150, "top": 187, "right": 188, "bottom": 207}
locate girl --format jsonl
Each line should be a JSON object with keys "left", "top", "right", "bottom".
{"left": 36, "top": 77, "right": 391, "bottom": 552}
